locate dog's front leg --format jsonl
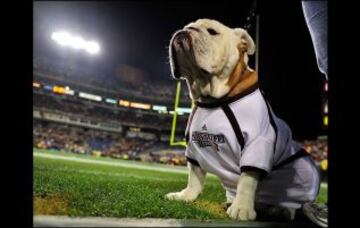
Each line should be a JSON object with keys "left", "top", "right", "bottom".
{"left": 165, "top": 163, "right": 206, "bottom": 202}
{"left": 226, "top": 170, "right": 260, "bottom": 220}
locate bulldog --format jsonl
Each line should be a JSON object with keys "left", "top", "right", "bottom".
{"left": 165, "top": 19, "right": 323, "bottom": 223}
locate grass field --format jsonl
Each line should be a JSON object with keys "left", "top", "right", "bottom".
{"left": 34, "top": 148, "right": 327, "bottom": 220}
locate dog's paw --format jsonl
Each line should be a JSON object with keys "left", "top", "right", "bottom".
{"left": 165, "top": 188, "right": 198, "bottom": 202}
{"left": 226, "top": 203, "right": 257, "bottom": 221}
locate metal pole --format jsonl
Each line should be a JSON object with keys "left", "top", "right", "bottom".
{"left": 170, "top": 81, "right": 187, "bottom": 147}
{"left": 170, "top": 81, "right": 181, "bottom": 146}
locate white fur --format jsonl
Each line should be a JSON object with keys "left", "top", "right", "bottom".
{"left": 169, "top": 18, "right": 255, "bottom": 100}
{"left": 165, "top": 162, "right": 260, "bottom": 221}
{"left": 226, "top": 171, "right": 259, "bottom": 220}
{"left": 165, "top": 163, "right": 206, "bottom": 202}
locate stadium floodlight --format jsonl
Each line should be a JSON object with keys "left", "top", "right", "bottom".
{"left": 51, "top": 31, "right": 100, "bottom": 55}
{"left": 71, "top": 36, "right": 85, "bottom": 49}
{"left": 51, "top": 31, "right": 71, "bottom": 46}
{"left": 85, "top": 41, "right": 100, "bottom": 54}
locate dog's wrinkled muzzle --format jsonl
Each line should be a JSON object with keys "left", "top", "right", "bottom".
{"left": 173, "top": 30, "right": 192, "bottom": 51}
{"left": 170, "top": 30, "right": 194, "bottom": 79}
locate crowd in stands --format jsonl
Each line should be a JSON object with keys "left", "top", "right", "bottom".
{"left": 300, "top": 138, "right": 328, "bottom": 177}
{"left": 33, "top": 120, "right": 187, "bottom": 166}
{"left": 34, "top": 55, "right": 191, "bottom": 104}
{"left": 33, "top": 92, "right": 188, "bottom": 131}
{"left": 33, "top": 55, "right": 328, "bottom": 172}
{"left": 301, "top": 139, "right": 328, "bottom": 163}
{"left": 34, "top": 118, "right": 328, "bottom": 172}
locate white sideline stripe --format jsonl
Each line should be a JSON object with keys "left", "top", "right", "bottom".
{"left": 321, "top": 183, "right": 328, "bottom": 188}
{"left": 33, "top": 215, "right": 287, "bottom": 227}
{"left": 34, "top": 152, "right": 190, "bottom": 174}
{"left": 33, "top": 216, "right": 184, "bottom": 227}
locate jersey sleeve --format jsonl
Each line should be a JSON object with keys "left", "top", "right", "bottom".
{"left": 232, "top": 90, "right": 276, "bottom": 178}
{"left": 239, "top": 135, "right": 275, "bottom": 177}
{"left": 185, "top": 146, "right": 200, "bottom": 167}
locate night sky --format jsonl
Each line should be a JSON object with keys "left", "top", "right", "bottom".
{"left": 33, "top": 1, "right": 326, "bottom": 140}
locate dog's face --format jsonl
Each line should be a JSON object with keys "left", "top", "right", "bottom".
{"left": 169, "top": 19, "right": 255, "bottom": 101}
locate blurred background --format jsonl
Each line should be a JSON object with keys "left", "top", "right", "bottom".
{"left": 33, "top": 1, "right": 328, "bottom": 179}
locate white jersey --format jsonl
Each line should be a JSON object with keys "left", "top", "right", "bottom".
{"left": 185, "top": 83, "right": 320, "bottom": 208}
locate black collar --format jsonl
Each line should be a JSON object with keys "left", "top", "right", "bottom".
{"left": 194, "top": 82, "right": 259, "bottom": 108}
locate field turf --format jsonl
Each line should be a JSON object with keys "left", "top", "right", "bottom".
{"left": 34, "top": 149, "right": 327, "bottom": 220}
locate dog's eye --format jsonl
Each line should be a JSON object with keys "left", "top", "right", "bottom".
{"left": 207, "top": 28, "right": 219, "bottom": 36}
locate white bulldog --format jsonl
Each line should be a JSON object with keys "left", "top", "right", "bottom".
{"left": 165, "top": 19, "right": 326, "bottom": 227}
{"left": 166, "top": 19, "right": 260, "bottom": 221}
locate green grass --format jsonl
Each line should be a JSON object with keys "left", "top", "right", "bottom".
{"left": 33, "top": 149, "right": 327, "bottom": 220}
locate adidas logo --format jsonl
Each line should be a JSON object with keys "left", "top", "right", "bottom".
{"left": 202, "top": 124, "right": 207, "bottom": 131}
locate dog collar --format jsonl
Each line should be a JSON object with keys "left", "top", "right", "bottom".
{"left": 195, "top": 82, "right": 259, "bottom": 108}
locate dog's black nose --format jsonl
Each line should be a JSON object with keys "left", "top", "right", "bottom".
{"left": 174, "top": 31, "right": 191, "bottom": 44}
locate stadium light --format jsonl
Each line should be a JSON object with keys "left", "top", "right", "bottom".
{"left": 86, "top": 41, "right": 100, "bottom": 54}
{"left": 51, "top": 31, "right": 100, "bottom": 55}
{"left": 33, "top": 82, "right": 41, "bottom": 88}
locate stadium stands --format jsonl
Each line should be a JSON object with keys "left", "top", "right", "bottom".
{"left": 34, "top": 55, "right": 191, "bottom": 106}
{"left": 301, "top": 137, "right": 328, "bottom": 179}
{"left": 34, "top": 119, "right": 187, "bottom": 166}
{"left": 33, "top": 54, "right": 328, "bottom": 171}
{"left": 33, "top": 117, "right": 328, "bottom": 171}
{"left": 33, "top": 91, "right": 188, "bottom": 132}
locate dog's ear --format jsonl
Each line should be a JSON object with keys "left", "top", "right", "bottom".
{"left": 234, "top": 28, "right": 255, "bottom": 55}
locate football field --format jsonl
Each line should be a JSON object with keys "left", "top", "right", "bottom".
{"left": 34, "top": 148, "right": 327, "bottom": 225}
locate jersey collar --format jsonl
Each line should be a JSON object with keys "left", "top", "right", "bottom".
{"left": 195, "top": 82, "right": 259, "bottom": 108}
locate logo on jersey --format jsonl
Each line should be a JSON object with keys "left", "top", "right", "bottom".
{"left": 192, "top": 125, "right": 225, "bottom": 152}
